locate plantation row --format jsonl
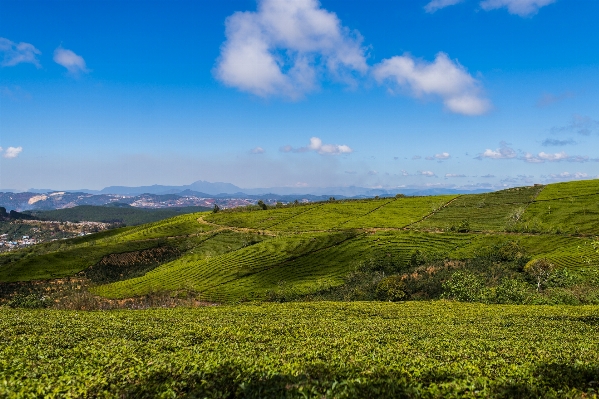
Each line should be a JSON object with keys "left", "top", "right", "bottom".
{"left": 2, "top": 302, "right": 598, "bottom": 398}
{"left": 94, "top": 229, "right": 599, "bottom": 301}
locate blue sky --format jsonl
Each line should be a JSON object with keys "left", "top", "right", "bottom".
{"left": 1, "top": 0, "right": 598, "bottom": 191}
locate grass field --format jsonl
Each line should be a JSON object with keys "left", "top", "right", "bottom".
{"left": 1, "top": 302, "right": 598, "bottom": 398}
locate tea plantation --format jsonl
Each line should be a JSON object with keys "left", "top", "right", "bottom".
{"left": 1, "top": 179, "right": 598, "bottom": 303}
{"left": 1, "top": 302, "right": 598, "bottom": 398}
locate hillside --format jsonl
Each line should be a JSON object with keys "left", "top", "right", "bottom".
{"left": 1, "top": 179, "right": 598, "bottom": 304}
{"left": 30, "top": 205, "right": 211, "bottom": 226}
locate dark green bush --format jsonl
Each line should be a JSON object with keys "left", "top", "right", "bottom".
{"left": 7, "top": 293, "right": 50, "bottom": 309}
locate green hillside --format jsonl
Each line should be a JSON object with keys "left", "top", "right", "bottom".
{"left": 1, "top": 179, "right": 599, "bottom": 303}
{"left": 31, "top": 205, "right": 211, "bottom": 226}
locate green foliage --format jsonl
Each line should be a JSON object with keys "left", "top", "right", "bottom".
{"left": 442, "top": 271, "right": 490, "bottom": 302}
{"left": 495, "top": 278, "right": 532, "bottom": 304}
{"left": 1, "top": 303, "right": 599, "bottom": 398}
{"left": 375, "top": 275, "right": 407, "bottom": 301}
{"left": 7, "top": 293, "right": 50, "bottom": 308}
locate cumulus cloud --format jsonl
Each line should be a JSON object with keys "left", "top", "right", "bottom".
{"left": 424, "top": 0, "right": 465, "bottom": 13}
{"left": 481, "top": 174, "right": 495, "bottom": 178}
{"left": 445, "top": 173, "right": 466, "bottom": 178}
{"left": 551, "top": 114, "right": 599, "bottom": 136}
{"left": 479, "top": 0, "right": 556, "bottom": 16}
{"left": 476, "top": 142, "right": 517, "bottom": 159}
{"left": 373, "top": 52, "right": 490, "bottom": 115}
{"left": 53, "top": 47, "right": 89, "bottom": 75}
{"left": 214, "top": 0, "right": 367, "bottom": 99}
{"left": 281, "top": 137, "right": 352, "bottom": 155}
{"left": 418, "top": 170, "right": 436, "bottom": 177}
{"left": 412, "top": 155, "right": 422, "bottom": 160}
{"left": 250, "top": 146, "right": 265, "bottom": 154}
{"left": 1, "top": 146, "right": 23, "bottom": 159}
{"left": 435, "top": 152, "right": 451, "bottom": 160}
{"left": 0, "top": 38, "right": 41, "bottom": 67}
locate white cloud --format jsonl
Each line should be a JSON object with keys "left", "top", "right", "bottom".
{"left": 368, "top": 170, "right": 378, "bottom": 175}
{"left": 537, "top": 151, "right": 568, "bottom": 161}
{"left": 373, "top": 52, "right": 490, "bottom": 115}
{"left": 424, "top": 0, "right": 465, "bottom": 13}
{"left": 250, "top": 146, "right": 265, "bottom": 154}
{"left": 445, "top": 173, "right": 466, "bottom": 178}
{"left": 281, "top": 137, "right": 352, "bottom": 155}
{"left": 479, "top": 0, "right": 556, "bottom": 17}
{"left": 522, "top": 151, "right": 569, "bottom": 163}
{"left": 476, "top": 142, "right": 517, "bottom": 159}
{"left": 419, "top": 170, "right": 436, "bottom": 177}
{"left": 307, "top": 137, "right": 352, "bottom": 155}
{"left": 53, "top": 47, "right": 89, "bottom": 75}
{"left": 215, "top": 0, "right": 367, "bottom": 99}
{"left": 1, "top": 146, "right": 23, "bottom": 159}
{"left": 0, "top": 38, "right": 41, "bottom": 67}
{"left": 435, "top": 152, "right": 451, "bottom": 160}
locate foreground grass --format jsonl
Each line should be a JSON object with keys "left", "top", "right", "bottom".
{"left": 1, "top": 302, "right": 598, "bottom": 398}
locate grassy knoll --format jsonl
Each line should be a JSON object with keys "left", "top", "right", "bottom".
{"left": 1, "top": 302, "right": 598, "bottom": 398}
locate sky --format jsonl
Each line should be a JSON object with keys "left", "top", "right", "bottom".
{"left": 1, "top": 0, "right": 598, "bottom": 192}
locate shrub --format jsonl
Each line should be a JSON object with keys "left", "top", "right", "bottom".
{"left": 495, "top": 278, "right": 531, "bottom": 304}
{"left": 442, "top": 271, "right": 490, "bottom": 302}
{"left": 376, "top": 276, "right": 407, "bottom": 301}
{"left": 7, "top": 293, "right": 50, "bottom": 309}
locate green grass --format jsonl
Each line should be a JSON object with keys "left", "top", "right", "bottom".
{"left": 2, "top": 302, "right": 599, "bottom": 398}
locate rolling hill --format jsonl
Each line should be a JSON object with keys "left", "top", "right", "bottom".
{"left": 1, "top": 179, "right": 598, "bottom": 303}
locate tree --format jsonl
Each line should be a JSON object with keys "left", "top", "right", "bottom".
{"left": 524, "top": 258, "right": 554, "bottom": 292}
{"left": 257, "top": 200, "right": 267, "bottom": 210}
{"left": 212, "top": 204, "right": 220, "bottom": 213}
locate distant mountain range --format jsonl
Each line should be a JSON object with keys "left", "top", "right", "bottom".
{"left": 26, "top": 180, "right": 493, "bottom": 197}
{"left": 0, "top": 180, "right": 493, "bottom": 212}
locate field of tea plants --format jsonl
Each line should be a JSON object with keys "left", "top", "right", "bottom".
{"left": 1, "top": 179, "right": 598, "bottom": 303}
{"left": 1, "top": 302, "right": 598, "bottom": 398}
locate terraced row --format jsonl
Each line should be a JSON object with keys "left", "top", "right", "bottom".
{"left": 93, "top": 231, "right": 357, "bottom": 299}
